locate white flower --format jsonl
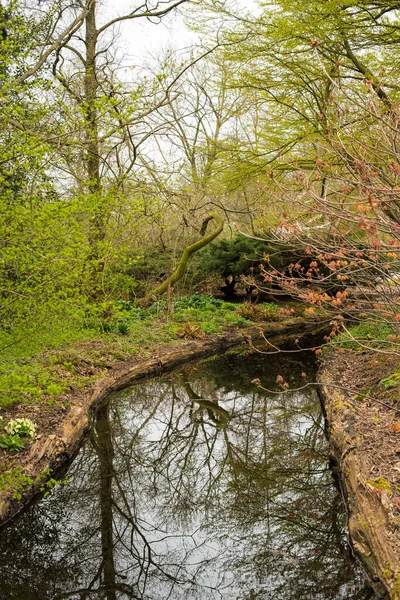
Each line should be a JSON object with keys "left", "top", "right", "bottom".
{"left": 5, "top": 418, "right": 37, "bottom": 439}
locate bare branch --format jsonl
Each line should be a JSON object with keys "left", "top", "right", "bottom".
{"left": 96, "top": 0, "right": 188, "bottom": 37}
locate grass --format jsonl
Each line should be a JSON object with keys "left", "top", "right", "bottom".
{"left": 331, "top": 322, "right": 394, "bottom": 352}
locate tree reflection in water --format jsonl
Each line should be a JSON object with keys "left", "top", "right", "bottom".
{"left": 0, "top": 352, "right": 377, "bottom": 600}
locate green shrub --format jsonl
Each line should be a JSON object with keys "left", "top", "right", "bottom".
{"left": 174, "top": 294, "right": 223, "bottom": 310}
{"left": 197, "top": 235, "right": 275, "bottom": 281}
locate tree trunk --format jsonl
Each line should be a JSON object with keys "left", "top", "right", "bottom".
{"left": 84, "top": 0, "right": 106, "bottom": 296}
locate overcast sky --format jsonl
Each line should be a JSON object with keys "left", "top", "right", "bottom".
{"left": 98, "top": 0, "right": 258, "bottom": 66}
{"left": 99, "top": 0, "right": 198, "bottom": 66}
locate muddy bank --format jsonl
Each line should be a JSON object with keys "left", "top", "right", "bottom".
{"left": 318, "top": 354, "right": 400, "bottom": 600}
{"left": 0, "top": 317, "right": 325, "bottom": 528}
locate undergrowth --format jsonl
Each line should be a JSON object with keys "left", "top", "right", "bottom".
{"left": 0, "top": 294, "right": 288, "bottom": 412}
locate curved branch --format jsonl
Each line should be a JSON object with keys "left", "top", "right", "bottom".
{"left": 137, "top": 212, "right": 224, "bottom": 307}
{"left": 96, "top": 0, "right": 188, "bottom": 37}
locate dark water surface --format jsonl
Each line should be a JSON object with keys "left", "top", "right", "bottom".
{"left": 0, "top": 351, "right": 377, "bottom": 600}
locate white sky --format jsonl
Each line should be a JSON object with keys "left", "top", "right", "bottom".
{"left": 99, "top": 0, "right": 198, "bottom": 66}
{"left": 98, "top": 0, "right": 259, "bottom": 66}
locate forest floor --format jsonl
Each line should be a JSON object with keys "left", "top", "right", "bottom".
{"left": 319, "top": 349, "right": 400, "bottom": 600}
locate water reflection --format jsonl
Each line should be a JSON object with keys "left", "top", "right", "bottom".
{"left": 0, "top": 352, "right": 376, "bottom": 599}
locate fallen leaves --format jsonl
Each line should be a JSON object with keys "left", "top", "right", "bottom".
{"left": 386, "top": 422, "right": 400, "bottom": 433}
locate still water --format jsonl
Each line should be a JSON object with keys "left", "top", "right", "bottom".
{"left": 0, "top": 351, "right": 376, "bottom": 600}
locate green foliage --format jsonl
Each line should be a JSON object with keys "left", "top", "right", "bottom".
{"left": 0, "top": 3, "right": 92, "bottom": 349}
{"left": 200, "top": 321, "right": 223, "bottom": 335}
{"left": 0, "top": 362, "right": 70, "bottom": 408}
{"left": 198, "top": 234, "right": 279, "bottom": 280}
{"left": 115, "top": 301, "right": 148, "bottom": 321}
{"left": 222, "top": 313, "right": 250, "bottom": 327}
{"left": 334, "top": 323, "right": 393, "bottom": 351}
{"left": 0, "top": 434, "right": 24, "bottom": 451}
{"left": 172, "top": 294, "right": 243, "bottom": 329}
{"left": 106, "top": 247, "right": 170, "bottom": 299}
{"left": 196, "top": 235, "right": 331, "bottom": 295}
{"left": 117, "top": 321, "right": 130, "bottom": 335}
{"left": 0, "top": 467, "right": 33, "bottom": 499}
{"left": 39, "top": 471, "right": 70, "bottom": 497}
{"left": 380, "top": 373, "right": 400, "bottom": 390}
{"left": 174, "top": 294, "right": 224, "bottom": 310}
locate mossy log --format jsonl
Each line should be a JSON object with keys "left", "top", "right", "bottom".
{"left": 318, "top": 361, "right": 400, "bottom": 600}
{"left": 137, "top": 211, "right": 224, "bottom": 308}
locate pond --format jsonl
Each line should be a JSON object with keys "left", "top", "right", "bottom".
{"left": 0, "top": 351, "right": 377, "bottom": 600}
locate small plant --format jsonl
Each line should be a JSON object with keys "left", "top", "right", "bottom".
{"left": 117, "top": 320, "right": 130, "bottom": 335}
{"left": 100, "top": 321, "right": 114, "bottom": 333}
{"left": 178, "top": 322, "right": 204, "bottom": 339}
{"left": 0, "top": 434, "right": 25, "bottom": 451}
{"left": 174, "top": 294, "right": 223, "bottom": 310}
{"left": 5, "top": 418, "right": 36, "bottom": 439}
{"left": 116, "top": 300, "right": 134, "bottom": 311}
{"left": 0, "top": 467, "right": 33, "bottom": 499}
{"left": 39, "top": 475, "right": 71, "bottom": 497}
{"left": 381, "top": 373, "right": 400, "bottom": 389}
{"left": 224, "top": 313, "right": 249, "bottom": 327}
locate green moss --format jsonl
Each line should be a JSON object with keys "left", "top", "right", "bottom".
{"left": 333, "top": 401, "right": 355, "bottom": 412}
{"left": 367, "top": 477, "right": 392, "bottom": 494}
